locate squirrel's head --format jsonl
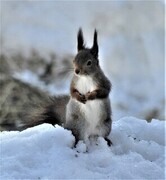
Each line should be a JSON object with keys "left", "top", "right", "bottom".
{"left": 73, "top": 28, "right": 99, "bottom": 76}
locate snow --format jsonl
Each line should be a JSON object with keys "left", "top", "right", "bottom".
{"left": 1, "top": 117, "right": 165, "bottom": 179}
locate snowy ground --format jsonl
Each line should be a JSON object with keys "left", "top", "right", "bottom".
{"left": 1, "top": 117, "right": 165, "bottom": 179}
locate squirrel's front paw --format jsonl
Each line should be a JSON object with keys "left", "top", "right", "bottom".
{"left": 77, "top": 94, "right": 86, "bottom": 104}
{"left": 85, "top": 91, "right": 97, "bottom": 100}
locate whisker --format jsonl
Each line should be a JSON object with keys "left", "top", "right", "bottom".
{"left": 58, "top": 70, "right": 73, "bottom": 82}
{"left": 54, "top": 67, "right": 74, "bottom": 74}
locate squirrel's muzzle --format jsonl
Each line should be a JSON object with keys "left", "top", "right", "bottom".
{"left": 75, "top": 69, "right": 80, "bottom": 75}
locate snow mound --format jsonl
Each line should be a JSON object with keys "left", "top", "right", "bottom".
{"left": 0, "top": 117, "right": 165, "bottom": 179}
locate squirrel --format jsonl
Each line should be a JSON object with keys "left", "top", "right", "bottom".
{"left": 20, "top": 29, "right": 112, "bottom": 146}
{"left": 65, "top": 29, "right": 112, "bottom": 146}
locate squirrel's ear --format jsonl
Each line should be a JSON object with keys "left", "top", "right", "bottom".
{"left": 91, "top": 29, "right": 98, "bottom": 59}
{"left": 77, "top": 28, "right": 85, "bottom": 52}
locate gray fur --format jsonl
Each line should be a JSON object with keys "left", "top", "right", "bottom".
{"left": 65, "top": 29, "right": 112, "bottom": 144}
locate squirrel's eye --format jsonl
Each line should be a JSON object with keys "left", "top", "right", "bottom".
{"left": 87, "top": 60, "right": 92, "bottom": 66}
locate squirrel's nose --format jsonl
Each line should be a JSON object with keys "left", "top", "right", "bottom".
{"left": 75, "top": 69, "right": 80, "bottom": 74}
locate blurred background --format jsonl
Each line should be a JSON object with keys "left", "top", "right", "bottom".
{"left": 0, "top": 0, "right": 165, "bottom": 130}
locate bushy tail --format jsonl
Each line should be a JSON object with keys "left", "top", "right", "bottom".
{"left": 19, "top": 95, "right": 70, "bottom": 131}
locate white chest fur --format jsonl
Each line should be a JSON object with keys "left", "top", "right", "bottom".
{"left": 81, "top": 99, "right": 103, "bottom": 139}
{"left": 75, "top": 75, "right": 103, "bottom": 139}
{"left": 75, "top": 76, "right": 97, "bottom": 95}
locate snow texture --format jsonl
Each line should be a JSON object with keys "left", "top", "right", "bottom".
{"left": 1, "top": 117, "right": 165, "bottom": 179}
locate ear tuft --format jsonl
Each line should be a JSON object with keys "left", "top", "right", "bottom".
{"left": 77, "top": 28, "right": 85, "bottom": 51}
{"left": 91, "top": 29, "right": 98, "bottom": 58}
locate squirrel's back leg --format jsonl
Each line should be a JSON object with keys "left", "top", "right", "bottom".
{"left": 65, "top": 101, "right": 86, "bottom": 146}
{"left": 104, "top": 117, "right": 112, "bottom": 146}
